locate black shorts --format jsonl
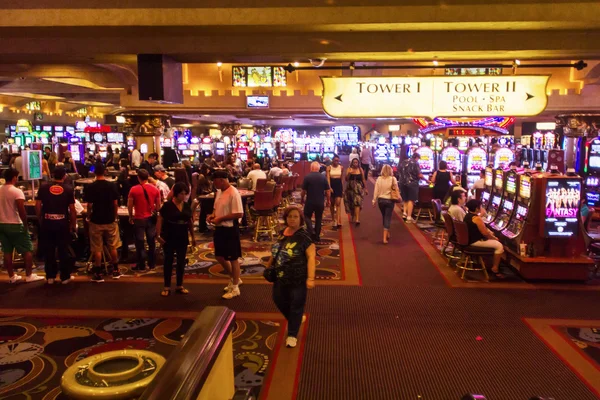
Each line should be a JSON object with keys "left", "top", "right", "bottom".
{"left": 214, "top": 226, "right": 242, "bottom": 261}
{"left": 401, "top": 183, "right": 419, "bottom": 202}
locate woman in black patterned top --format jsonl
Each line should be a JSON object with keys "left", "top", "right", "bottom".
{"left": 265, "top": 206, "right": 316, "bottom": 348}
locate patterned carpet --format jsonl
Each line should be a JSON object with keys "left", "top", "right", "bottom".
{"left": 0, "top": 313, "right": 284, "bottom": 399}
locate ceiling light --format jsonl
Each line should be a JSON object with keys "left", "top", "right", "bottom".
{"left": 203, "top": 115, "right": 210, "bottom": 117}
{"left": 432, "top": 59, "right": 439, "bottom": 66}
{"left": 514, "top": 59, "right": 521, "bottom": 65}
{"left": 216, "top": 62, "right": 223, "bottom": 67}
{"left": 293, "top": 62, "right": 300, "bottom": 67}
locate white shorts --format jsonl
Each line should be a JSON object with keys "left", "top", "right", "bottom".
{"left": 471, "top": 239, "right": 504, "bottom": 255}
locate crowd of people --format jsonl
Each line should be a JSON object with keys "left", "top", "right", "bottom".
{"left": 0, "top": 143, "right": 508, "bottom": 348}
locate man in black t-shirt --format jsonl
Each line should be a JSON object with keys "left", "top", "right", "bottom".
{"left": 154, "top": 165, "right": 175, "bottom": 189}
{"left": 84, "top": 163, "right": 122, "bottom": 282}
{"left": 36, "top": 167, "right": 77, "bottom": 284}
{"left": 301, "top": 162, "right": 331, "bottom": 242}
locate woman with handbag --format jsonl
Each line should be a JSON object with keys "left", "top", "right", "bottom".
{"left": 263, "top": 206, "right": 316, "bottom": 348}
{"left": 372, "top": 164, "right": 401, "bottom": 244}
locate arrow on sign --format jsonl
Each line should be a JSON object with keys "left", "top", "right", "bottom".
{"left": 526, "top": 93, "right": 535, "bottom": 101}
{"left": 335, "top": 94, "right": 343, "bottom": 102}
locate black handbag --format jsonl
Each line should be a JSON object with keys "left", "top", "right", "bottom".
{"left": 263, "top": 238, "right": 285, "bottom": 283}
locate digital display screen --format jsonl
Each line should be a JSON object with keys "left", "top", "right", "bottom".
{"left": 506, "top": 174, "right": 517, "bottom": 194}
{"left": 544, "top": 178, "right": 581, "bottom": 238}
{"left": 485, "top": 169, "right": 493, "bottom": 186}
{"left": 492, "top": 195, "right": 501, "bottom": 206}
{"left": 182, "top": 150, "right": 195, "bottom": 156}
{"left": 586, "top": 191, "right": 600, "bottom": 207}
{"left": 416, "top": 147, "right": 434, "bottom": 172}
{"left": 448, "top": 128, "right": 481, "bottom": 136}
{"left": 503, "top": 200, "right": 514, "bottom": 211}
{"left": 516, "top": 204, "right": 528, "bottom": 220}
{"left": 589, "top": 155, "right": 600, "bottom": 170}
{"left": 106, "top": 133, "right": 124, "bottom": 143}
{"left": 520, "top": 176, "right": 531, "bottom": 198}
{"left": 247, "top": 95, "right": 269, "bottom": 108}
{"left": 441, "top": 147, "right": 461, "bottom": 172}
{"left": 190, "top": 144, "right": 200, "bottom": 151}
{"left": 66, "top": 126, "right": 75, "bottom": 133}
{"left": 42, "top": 126, "right": 52, "bottom": 132}
{"left": 586, "top": 176, "right": 600, "bottom": 187}
{"left": 178, "top": 144, "right": 188, "bottom": 150}
{"left": 494, "top": 170, "right": 504, "bottom": 189}
{"left": 482, "top": 191, "right": 490, "bottom": 201}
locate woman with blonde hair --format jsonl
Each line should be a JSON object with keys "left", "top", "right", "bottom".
{"left": 62, "top": 151, "right": 77, "bottom": 174}
{"left": 372, "top": 164, "right": 400, "bottom": 244}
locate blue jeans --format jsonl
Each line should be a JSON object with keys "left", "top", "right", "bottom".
{"left": 378, "top": 198, "right": 395, "bottom": 229}
{"left": 272, "top": 281, "right": 307, "bottom": 338}
{"left": 134, "top": 218, "right": 156, "bottom": 269}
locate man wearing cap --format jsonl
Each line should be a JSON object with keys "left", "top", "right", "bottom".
{"left": 35, "top": 166, "right": 77, "bottom": 284}
{"left": 154, "top": 165, "right": 175, "bottom": 189}
{"left": 208, "top": 170, "right": 244, "bottom": 299}
{"left": 128, "top": 169, "right": 161, "bottom": 271}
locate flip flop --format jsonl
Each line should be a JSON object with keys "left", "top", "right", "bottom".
{"left": 161, "top": 289, "right": 171, "bottom": 297}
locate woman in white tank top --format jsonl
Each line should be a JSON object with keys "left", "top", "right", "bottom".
{"left": 372, "top": 164, "right": 400, "bottom": 244}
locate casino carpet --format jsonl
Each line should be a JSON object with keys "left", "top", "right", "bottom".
{"left": 2, "top": 177, "right": 600, "bottom": 399}
{"left": 0, "top": 313, "right": 284, "bottom": 399}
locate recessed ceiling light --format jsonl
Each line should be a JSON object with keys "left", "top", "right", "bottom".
{"left": 216, "top": 62, "right": 223, "bottom": 67}
{"left": 514, "top": 59, "right": 521, "bottom": 65}
{"left": 433, "top": 59, "right": 439, "bottom": 66}
{"left": 294, "top": 61, "right": 300, "bottom": 67}
{"left": 319, "top": 40, "right": 330, "bottom": 45}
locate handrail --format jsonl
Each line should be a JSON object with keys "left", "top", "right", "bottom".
{"left": 139, "top": 306, "right": 236, "bottom": 400}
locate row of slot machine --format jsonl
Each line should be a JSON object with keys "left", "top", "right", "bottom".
{"left": 415, "top": 145, "right": 515, "bottom": 188}
{"left": 292, "top": 138, "right": 337, "bottom": 162}
{"left": 478, "top": 165, "right": 583, "bottom": 264}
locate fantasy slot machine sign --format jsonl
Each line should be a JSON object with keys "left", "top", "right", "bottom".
{"left": 440, "top": 146, "right": 462, "bottom": 173}
{"left": 415, "top": 146, "right": 434, "bottom": 182}
{"left": 494, "top": 147, "right": 515, "bottom": 169}
{"left": 543, "top": 178, "right": 581, "bottom": 238}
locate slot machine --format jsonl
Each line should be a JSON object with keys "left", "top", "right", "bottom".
{"left": 374, "top": 138, "right": 391, "bottom": 164}
{"left": 439, "top": 146, "right": 462, "bottom": 174}
{"left": 214, "top": 141, "right": 226, "bottom": 161}
{"left": 500, "top": 173, "right": 533, "bottom": 249}
{"left": 201, "top": 137, "right": 213, "bottom": 157}
{"left": 294, "top": 138, "right": 306, "bottom": 161}
{"left": 307, "top": 144, "right": 321, "bottom": 161}
{"left": 480, "top": 167, "right": 494, "bottom": 210}
{"left": 68, "top": 136, "right": 84, "bottom": 163}
{"left": 235, "top": 138, "right": 249, "bottom": 162}
{"left": 489, "top": 170, "right": 519, "bottom": 232}
{"left": 583, "top": 137, "right": 600, "bottom": 206}
{"left": 415, "top": 146, "right": 435, "bottom": 184}
{"left": 484, "top": 168, "right": 505, "bottom": 224}
{"left": 126, "top": 135, "right": 136, "bottom": 151}
{"left": 464, "top": 146, "right": 487, "bottom": 189}
{"left": 494, "top": 147, "right": 515, "bottom": 169}
{"left": 189, "top": 137, "right": 201, "bottom": 159}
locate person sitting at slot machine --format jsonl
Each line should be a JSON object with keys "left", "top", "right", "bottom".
{"left": 470, "top": 170, "right": 486, "bottom": 190}
{"left": 448, "top": 190, "right": 467, "bottom": 222}
{"left": 464, "top": 199, "right": 505, "bottom": 279}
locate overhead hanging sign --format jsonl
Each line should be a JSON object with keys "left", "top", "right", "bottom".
{"left": 321, "top": 75, "right": 550, "bottom": 118}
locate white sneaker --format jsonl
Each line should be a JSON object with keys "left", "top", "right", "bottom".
{"left": 61, "top": 278, "right": 73, "bottom": 285}
{"left": 285, "top": 336, "right": 298, "bottom": 348}
{"left": 223, "top": 278, "right": 243, "bottom": 292}
{"left": 9, "top": 275, "right": 22, "bottom": 284}
{"left": 25, "top": 274, "right": 44, "bottom": 283}
{"left": 47, "top": 279, "right": 55, "bottom": 284}
{"left": 406, "top": 217, "right": 414, "bottom": 224}
{"left": 222, "top": 286, "right": 240, "bottom": 299}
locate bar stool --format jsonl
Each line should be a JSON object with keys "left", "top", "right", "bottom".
{"left": 430, "top": 199, "right": 446, "bottom": 245}
{"left": 255, "top": 179, "right": 268, "bottom": 191}
{"left": 252, "top": 191, "right": 275, "bottom": 241}
{"left": 414, "top": 186, "right": 434, "bottom": 222}
{"left": 272, "top": 185, "right": 284, "bottom": 226}
{"left": 441, "top": 213, "right": 461, "bottom": 265}
{"left": 453, "top": 220, "right": 494, "bottom": 281}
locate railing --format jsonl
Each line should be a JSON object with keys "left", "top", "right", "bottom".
{"left": 139, "top": 306, "right": 237, "bottom": 400}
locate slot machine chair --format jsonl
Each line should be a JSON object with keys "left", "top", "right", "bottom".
{"left": 414, "top": 186, "right": 434, "bottom": 222}
{"left": 578, "top": 200, "right": 600, "bottom": 275}
{"left": 453, "top": 220, "right": 495, "bottom": 281}
{"left": 252, "top": 191, "right": 277, "bottom": 242}
{"left": 441, "top": 212, "right": 461, "bottom": 264}
{"left": 430, "top": 199, "right": 447, "bottom": 246}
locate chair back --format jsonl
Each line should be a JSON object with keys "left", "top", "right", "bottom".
{"left": 431, "top": 198, "right": 442, "bottom": 222}
{"left": 281, "top": 176, "right": 290, "bottom": 194}
{"left": 417, "top": 186, "right": 433, "bottom": 204}
{"left": 255, "top": 178, "right": 268, "bottom": 191}
{"left": 272, "top": 185, "right": 284, "bottom": 207}
{"left": 442, "top": 212, "right": 455, "bottom": 239}
{"left": 579, "top": 199, "right": 594, "bottom": 250}
{"left": 453, "top": 220, "right": 470, "bottom": 246}
{"left": 253, "top": 191, "right": 274, "bottom": 211}
{"left": 291, "top": 174, "right": 299, "bottom": 190}
{"left": 265, "top": 181, "right": 276, "bottom": 192}
{"left": 237, "top": 177, "right": 251, "bottom": 190}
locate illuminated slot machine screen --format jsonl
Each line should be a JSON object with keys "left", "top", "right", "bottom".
{"left": 543, "top": 178, "right": 581, "bottom": 238}
{"left": 182, "top": 150, "right": 195, "bottom": 157}
{"left": 441, "top": 147, "right": 461, "bottom": 172}
{"left": 485, "top": 169, "right": 493, "bottom": 187}
{"left": 481, "top": 191, "right": 491, "bottom": 205}
{"left": 587, "top": 138, "right": 600, "bottom": 173}
{"left": 519, "top": 175, "right": 531, "bottom": 199}
{"left": 416, "top": 147, "right": 434, "bottom": 173}
{"left": 494, "top": 170, "right": 504, "bottom": 191}
{"left": 585, "top": 176, "right": 600, "bottom": 206}
{"left": 467, "top": 148, "right": 487, "bottom": 173}
{"left": 506, "top": 173, "right": 517, "bottom": 194}
{"left": 494, "top": 147, "right": 514, "bottom": 169}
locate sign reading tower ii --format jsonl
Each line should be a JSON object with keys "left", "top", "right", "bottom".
{"left": 321, "top": 75, "right": 550, "bottom": 118}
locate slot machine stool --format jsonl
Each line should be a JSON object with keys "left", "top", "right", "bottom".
{"left": 441, "top": 213, "right": 461, "bottom": 265}
{"left": 453, "top": 220, "right": 495, "bottom": 281}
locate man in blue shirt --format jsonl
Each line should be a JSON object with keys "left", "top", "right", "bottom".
{"left": 301, "top": 162, "right": 331, "bottom": 242}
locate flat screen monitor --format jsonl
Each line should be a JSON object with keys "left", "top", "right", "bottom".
{"left": 247, "top": 95, "right": 269, "bottom": 108}
{"left": 543, "top": 178, "right": 581, "bottom": 238}
{"left": 106, "top": 133, "right": 124, "bottom": 143}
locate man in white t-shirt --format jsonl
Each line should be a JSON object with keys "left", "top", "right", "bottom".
{"left": 131, "top": 148, "right": 142, "bottom": 168}
{"left": 0, "top": 169, "right": 43, "bottom": 283}
{"left": 448, "top": 190, "right": 467, "bottom": 222}
{"left": 268, "top": 161, "right": 283, "bottom": 180}
{"left": 208, "top": 170, "right": 244, "bottom": 299}
{"left": 12, "top": 153, "right": 24, "bottom": 180}
{"left": 247, "top": 163, "right": 267, "bottom": 190}
{"left": 470, "top": 170, "right": 486, "bottom": 190}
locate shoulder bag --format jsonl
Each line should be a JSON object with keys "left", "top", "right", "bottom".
{"left": 263, "top": 236, "right": 286, "bottom": 283}
{"left": 390, "top": 178, "right": 401, "bottom": 203}
{"left": 141, "top": 184, "right": 158, "bottom": 224}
